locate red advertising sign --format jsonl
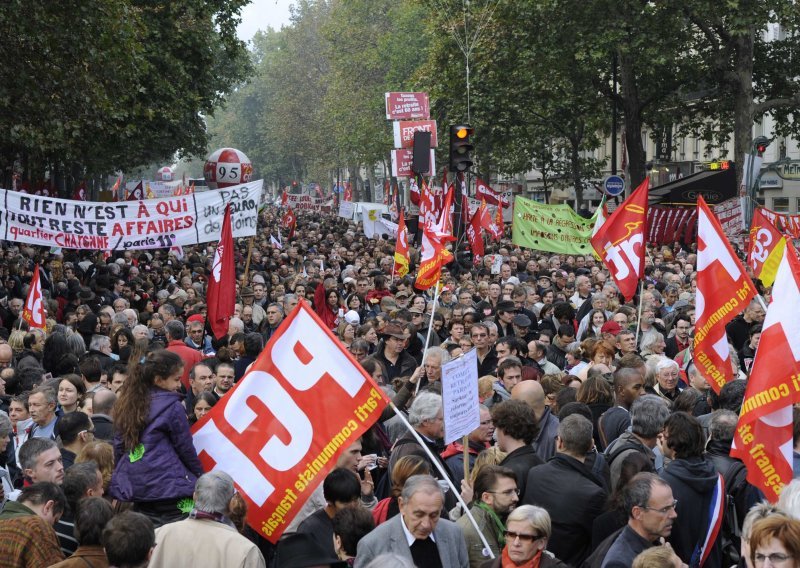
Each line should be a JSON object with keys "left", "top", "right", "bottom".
{"left": 391, "top": 148, "right": 435, "bottom": 177}
{"left": 385, "top": 92, "right": 430, "bottom": 120}
{"left": 392, "top": 120, "right": 438, "bottom": 149}
{"left": 191, "top": 300, "right": 389, "bottom": 542}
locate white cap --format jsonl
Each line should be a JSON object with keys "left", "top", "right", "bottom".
{"left": 344, "top": 310, "right": 360, "bottom": 325}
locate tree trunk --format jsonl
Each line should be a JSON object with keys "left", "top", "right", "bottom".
{"left": 571, "top": 140, "right": 583, "bottom": 210}
{"left": 618, "top": 51, "right": 647, "bottom": 191}
{"left": 731, "top": 33, "right": 755, "bottom": 192}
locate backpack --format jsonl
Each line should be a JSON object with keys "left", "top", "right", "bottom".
{"left": 604, "top": 438, "right": 644, "bottom": 468}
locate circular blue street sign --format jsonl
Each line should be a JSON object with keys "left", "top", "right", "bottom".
{"left": 604, "top": 175, "right": 625, "bottom": 196}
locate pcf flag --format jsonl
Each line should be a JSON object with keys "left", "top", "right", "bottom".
{"left": 416, "top": 228, "right": 453, "bottom": 291}
{"left": 475, "top": 178, "right": 509, "bottom": 207}
{"left": 22, "top": 266, "right": 46, "bottom": 329}
{"left": 283, "top": 207, "right": 297, "bottom": 240}
{"left": 694, "top": 196, "right": 756, "bottom": 393}
{"left": 466, "top": 203, "right": 485, "bottom": 266}
{"left": 731, "top": 242, "right": 800, "bottom": 502}
{"left": 191, "top": 299, "right": 388, "bottom": 541}
{"left": 394, "top": 210, "right": 410, "bottom": 278}
{"left": 748, "top": 207, "right": 787, "bottom": 288}
{"left": 590, "top": 179, "right": 649, "bottom": 301}
{"left": 206, "top": 204, "right": 236, "bottom": 339}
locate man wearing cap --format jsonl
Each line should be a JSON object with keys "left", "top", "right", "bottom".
{"left": 185, "top": 316, "right": 215, "bottom": 355}
{"left": 394, "top": 290, "right": 411, "bottom": 310}
{"left": 493, "top": 300, "right": 517, "bottom": 338}
{"left": 511, "top": 314, "right": 536, "bottom": 343}
{"left": 374, "top": 322, "right": 417, "bottom": 382}
{"left": 240, "top": 287, "right": 267, "bottom": 326}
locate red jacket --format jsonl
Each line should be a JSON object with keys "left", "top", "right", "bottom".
{"left": 167, "top": 340, "right": 204, "bottom": 391}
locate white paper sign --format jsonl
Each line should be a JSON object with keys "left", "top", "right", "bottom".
{"left": 339, "top": 201, "right": 356, "bottom": 219}
{"left": 441, "top": 349, "right": 480, "bottom": 445}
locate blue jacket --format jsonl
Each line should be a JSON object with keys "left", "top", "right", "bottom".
{"left": 110, "top": 389, "right": 204, "bottom": 502}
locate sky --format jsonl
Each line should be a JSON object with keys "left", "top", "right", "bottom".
{"left": 237, "top": 0, "right": 295, "bottom": 44}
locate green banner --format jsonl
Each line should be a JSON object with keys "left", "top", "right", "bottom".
{"left": 512, "top": 196, "right": 598, "bottom": 255}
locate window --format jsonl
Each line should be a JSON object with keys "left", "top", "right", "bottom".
{"left": 755, "top": 197, "right": 766, "bottom": 207}
{"left": 772, "top": 197, "right": 789, "bottom": 212}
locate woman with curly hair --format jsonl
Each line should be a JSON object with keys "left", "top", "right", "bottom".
{"left": 109, "top": 350, "right": 203, "bottom": 526}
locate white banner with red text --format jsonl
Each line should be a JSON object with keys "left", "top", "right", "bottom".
{"left": 191, "top": 300, "right": 388, "bottom": 542}
{"left": 0, "top": 180, "right": 263, "bottom": 250}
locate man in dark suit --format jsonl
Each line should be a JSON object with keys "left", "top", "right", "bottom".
{"left": 354, "top": 474, "right": 468, "bottom": 567}
{"left": 521, "top": 415, "right": 607, "bottom": 567}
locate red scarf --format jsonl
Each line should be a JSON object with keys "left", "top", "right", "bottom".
{"left": 501, "top": 546, "right": 542, "bottom": 568}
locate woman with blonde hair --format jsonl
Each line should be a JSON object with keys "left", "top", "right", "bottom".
{"left": 372, "top": 455, "right": 431, "bottom": 525}
{"left": 481, "top": 505, "right": 567, "bottom": 567}
{"left": 76, "top": 440, "right": 115, "bottom": 493}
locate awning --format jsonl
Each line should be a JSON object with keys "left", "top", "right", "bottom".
{"left": 648, "top": 164, "right": 738, "bottom": 205}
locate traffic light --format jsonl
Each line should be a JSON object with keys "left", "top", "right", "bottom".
{"left": 449, "top": 125, "right": 474, "bottom": 173}
{"left": 754, "top": 136, "right": 771, "bottom": 156}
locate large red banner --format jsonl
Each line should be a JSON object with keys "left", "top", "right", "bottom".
{"left": 385, "top": 92, "right": 430, "bottom": 120}
{"left": 191, "top": 300, "right": 389, "bottom": 542}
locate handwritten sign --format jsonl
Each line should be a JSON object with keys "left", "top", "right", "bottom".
{"left": 441, "top": 349, "right": 480, "bottom": 445}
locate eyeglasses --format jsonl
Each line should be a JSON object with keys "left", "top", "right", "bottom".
{"left": 503, "top": 530, "right": 541, "bottom": 542}
{"left": 471, "top": 333, "right": 487, "bottom": 338}
{"left": 641, "top": 500, "right": 678, "bottom": 514}
{"left": 489, "top": 488, "right": 520, "bottom": 497}
{"left": 754, "top": 553, "right": 793, "bottom": 566}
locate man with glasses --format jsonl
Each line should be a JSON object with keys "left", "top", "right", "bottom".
{"left": 601, "top": 473, "right": 678, "bottom": 567}
{"left": 521, "top": 415, "right": 607, "bottom": 567}
{"left": 471, "top": 322, "right": 498, "bottom": 376}
{"left": 261, "top": 302, "right": 284, "bottom": 342}
{"left": 184, "top": 316, "right": 214, "bottom": 355}
{"left": 456, "top": 465, "right": 519, "bottom": 567}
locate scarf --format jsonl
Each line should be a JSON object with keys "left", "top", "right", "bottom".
{"left": 189, "top": 508, "right": 237, "bottom": 530}
{"left": 501, "top": 546, "right": 542, "bottom": 568}
{"left": 475, "top": 501, "right": 507, "bottom": 547}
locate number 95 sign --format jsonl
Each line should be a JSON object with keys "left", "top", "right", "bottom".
{"left": 204, "top": 147, "right": 254, "bottom": 190}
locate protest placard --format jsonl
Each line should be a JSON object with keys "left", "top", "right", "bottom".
{"left": 441, "top": 349, "right": 480, "bottom": 445}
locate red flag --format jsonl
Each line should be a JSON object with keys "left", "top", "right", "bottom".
{"left": 480, "top": 200, "right": 503, "bottom": 242}
{"left": 434, "top": 182, "right": 455, "bottom": 237}
{"left": 693, "top": 196, "right": 756, "bottom": 393}
{"left": 281, "top": 190, "right": 288, "bottom": 206}
{"left": 344, "top": 182, "right": 353, "bottom": 202}
{"left": 127, "top": 181, "right": 144, "bottom": 201}
{"left": 393, "top": 210, "right": 410, "bottom": 278}
{"left": 731, "top": 242, "right": 800, "bottom": 502}
{"left": 419, "top": 177, "right": 438, "bottom": 231}
{"left": 191, "top": 299, "right": 389, "bottom": 542}
{"left": 282, "top": 207, "right": 297, "bottom": 240}
{"left": 748, "top": 207, "right": 787, "bottom": 288}
{"left": 590, "top": 179, "right": 649, "bottom": 301}
{"left": 415, "top": 227, "right": 454, "bottom": 291}
{"left": 206, "top": 205, "right": 236, "bottom": 339}
{"left": 475, "top": 178, "right": 510, "bottom": 207}
{"left": 409, "top": 176, "right": 420, "bottom": 206}
{"left": 72, "top": 181, "right": 87, "bottom": 201}
{"left": 383, "top": 180, "right": 390, "bottom": 205}
{"left": 466, "top": 203, "right": 485, "bottom": 265}
{"left": 22, "top": 266, "right": 47, "bottom": 329}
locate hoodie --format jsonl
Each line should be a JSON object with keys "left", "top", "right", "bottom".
{"left": 661, "top": 456, "right": 722, "bottom": 568}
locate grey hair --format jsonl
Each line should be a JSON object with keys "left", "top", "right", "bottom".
{"left": 556, "top": 414, "right": 593, "bottom": 455}
{"left": 423, "top": 346, "right": 450, "bottom": 367}
{"left": 282, "top": 294, "right": 297, "bottom": 308}
{"left": 400, "top": 474, "right": 443, "bottom": 503}
{"left": 89, "top": 335, "right": 111, "bottom": 351}
{"left": 228, "top": 317, "right": 244, "bottom": 333}
{"left": 483, "top": 321, "right": 498, "bottom": 334}
{"left": 132, "top": 324, "right": 148, "bottom": 337}
{"left": 66, "top": 332, "right": 87, "bottom": 357}
{"left": 361, "top": 554, "right": 416, "bottom": 568}
{"left": 709, "top": 409, "right": 738, "bottom": 443}
{"left": 640, "top": 333, "right": 665, "bottom": 355}
{"left": 165, "top": 319, "right": 185, "bottom": 341}
{"left": 408, "top": 391, "right": 442, "bottom": 426}
{"left": 194, "top": 470, "right": 236, "bottom": 514}
{"left": 506, "top": 504, "right": 551, "bottom": 539}
{"left": 742, "top": 501, "right": 783, "bottom": 539}
{"left": 111, "top": 313, "right": 128, "bottom": 327}
{"left": 622, "top": 473, "right": 670, "bottom": 517}
{"left": 18, "top": 437, "right": 58, "bottom": 471}
{"left": 0, "top": 410, "right": 11, "bottom": 438}
{"left": 778, "top": 479, "right": 800, "bottom": 521}
{"left": 630, "top": 395, "right": 670, "bottom": 438}
{"left": 655, "top": 356, "right": 678, "bottom": 372}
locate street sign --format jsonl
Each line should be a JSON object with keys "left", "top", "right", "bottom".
{"left": 603, "top": 175, "right": 625, "bottom": 196}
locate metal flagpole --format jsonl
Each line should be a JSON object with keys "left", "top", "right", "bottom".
{"left": 634, "top": 279, "right": 645, "bottom": 344}
{"left": 415, "top": 281, "right": 442, "bottom": 396}
{"left": 390, "top": 403, "right": 496, "bottom": 560}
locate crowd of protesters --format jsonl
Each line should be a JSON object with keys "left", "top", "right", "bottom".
{"left": 0, "top": 206, "right": 799, "bottom": 568}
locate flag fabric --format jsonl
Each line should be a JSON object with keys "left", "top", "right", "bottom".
{"left": 435, "top": 181, "right": 455, "bottom": 237}
{"left": 270, "top": 232, "right": 283, "bottom": 250}
{"left": 283, "top": 208, "right": 297, "bottom": 240}
{"left": 748, "top": 207, "right": 787, "bottom": 288}
{"left": 394, "top": 210, "right": 410, "bottom": 278}
{"left": 22, "top": 266, "right": 47, "bottom": 329}
{"left": 731, "top": 242, "right": 800, "bottom": 502}
{"left": 590, "top": 179, "right": 649, "bottom": 301}
{"left": 206, "top": 205, "right": 236, "bottom": 339}
{"left": 190, "top": 299, "right": 389, "bottom": 542}
{"left": 72, "top": 181, "right": 87, "bottom": 201}
{"left": 281, "top": 190, "right": 288, "bottom": 206}
{"left": 475, "top": 178, "right": 510, "bottom": 207}
{"left": 344, "top": 182, "right": 353, "bottom": 202}
{"left": 415, "top": 227, "right": 454, "bottom": 291}
{"left": 409, "top": 176, "right": 420, "bottom": 207}
{"left": 466, "top": 203, "right": 485, "bottom": 266}
{"left": 127, "top": 181, "right": 144, "bottom": 201}
{"left": 419, "top": 177, "right": 438, "bottom": 231}
{"left": 693, "top": 196, "right": 756, "bottom": 393}
{"left": 591, "top": 196, "right": 609, "bottom": 239}
{"left": 110, "top": 176, "right": 122, "bottom": 201}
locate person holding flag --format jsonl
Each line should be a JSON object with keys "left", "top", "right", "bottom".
{"left": 22, "top": 266, "right": 47, "bottom": 329}
{"left": 206, "top": 204, "right": 236, "bottom": 340}
{"left": 393, "top": 210, "right": 410, "bottom": 279}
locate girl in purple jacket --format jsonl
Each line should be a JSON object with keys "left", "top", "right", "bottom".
{"left": 110, "top": 350, "right": 204, "bottom": 526}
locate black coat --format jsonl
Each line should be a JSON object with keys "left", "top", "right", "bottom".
{"left": 499, "top": 445, "right": 543, "bottom": 497}
{"left": 522, "top": 454, "right": 607, "bottom": 567}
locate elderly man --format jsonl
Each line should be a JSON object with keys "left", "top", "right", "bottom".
{"left": 354, "top": 475, "right": 468, "bottom": 568}
{"left": 521, "top": 415, "right": 607, "bottom": 567}
{"left": 411, "top": 346, "right": 450, "bottom": 390}
{"left": 601, "top": 473, "right": 678, "bottom": 567}
{"left": 650, "top": 357, "right": 683, "bottom": 402}
{"left": 28, "top": 386, "right": 59, "bottom": 439}
{"left": 261, "top": 302, "right": 284, "bottom": 342}
{"left": 149, "top": 471, "right": 265, "bottom": 567}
